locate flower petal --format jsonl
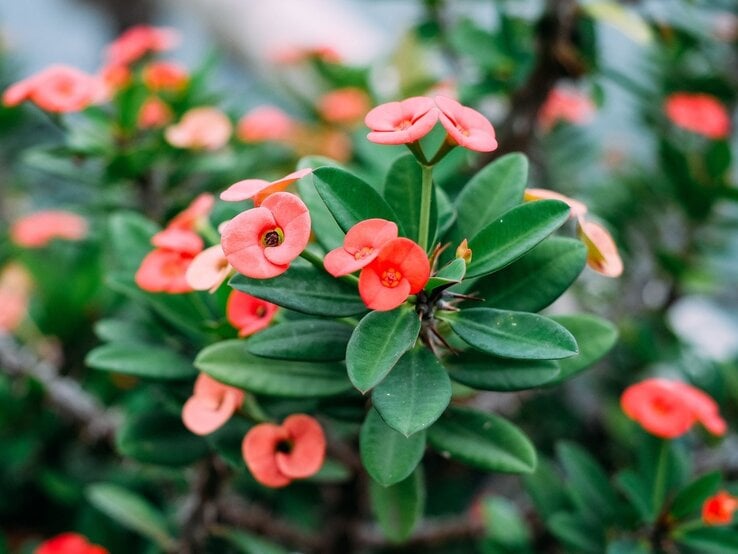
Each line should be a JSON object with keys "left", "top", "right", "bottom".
{"left": 276, "top": 414, "right": 326, "bottom": 479}
{"left": 242, "top": 424, "right": 291, "bottom": 487}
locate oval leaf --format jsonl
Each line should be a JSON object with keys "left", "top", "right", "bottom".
{"left": 246, "top": 320, "right": 352, "bottom": 361}
{"left": 369, "top": 467, "right": 425, "bottom": 543}
{"left": 86, "top": 342, "right": 195, "bottom": 380}
{"left": 446, "top": 351, "right": 560, "bottom": 391}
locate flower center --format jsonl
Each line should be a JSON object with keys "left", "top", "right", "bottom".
{"left": 396, "top": 119, "right": 412, "bottom": 131}
{"left": 261, "top": 227, "right": 284, "bottom": 247}
{"left": 255, "top": 305, "right": 267, "bottom": 318}
{"left": 456, "top": 124, "right": 470, "bottom": 136}
{"left": 353, "top": 246, "right": 373, "bottom": 260}
{"left": 275, "top": 439, "right": 293, "bottom": 454}
{"left": 381, "top": 268, "right": 402, "bottom": 288}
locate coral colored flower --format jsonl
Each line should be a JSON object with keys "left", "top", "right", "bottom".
{"left": 99, "top": 63, "right": 132, "bottom": 93}
{"left": 324, "top": 219, "right": 398, "bottom": 277}
{"left": 272, "top": 45, "right": 342, "bottom": 65}
{"left": 10, "top": 210, "right": 88, "bottom": 248}
{"left": 365, "top": 96, "right": 438, "bottom": 145}
{"left": 242, "top": 414, "right": 326, "bottom": 488}
{"left": 182, "top": 373, "right": 245, "bottom": 436}
{"left": 138, "top": 96, "right": 172, "bottom": 129}
{"left": 435, "top": 95, "right": 498, "bottom": 152}
{"left": 359, "top": 238, "right": 430, "bottom": 311}
{"left": 221, "top": 192, "right": 311, "bottom": 279}
{"left": 105, "top": 25, "right": 179, "bottom": 66}
{"left": 578, "top": 220, "right": 623, "bottom": 278}
{"left": 165, "top": 107, "right": 232, "bottom": 150}
{"left": 168, "top": 193, "right": 215, "bottom": 231}
{"left": 0, "top": 264, "right": 33, "bottom": 333}
{"left": 35, "top": 532, "right": 108, "bottom": 554}
{"left": 151, "top": 228, "right": 204, "bottom": 255}
{"left": 220, "top": 168, "right": 312, "bottom": 206}
{"left": 621, "top": 378, "right": 727, "bottom": 439}
{"left": 142, "top": 61, "right": 189, "bottom": 92}
{"left": 236, "top": 106, "right": 296, "bottom": 143}
{"left": 318, "top": 87, "right": 371, "bottom": 125}
{"left": 135, "top": 229, "right": 203, "bottom": 294}
{"left": 3, "top": 65, "right": 104, "bottom": 113}
{"left": 538, "top": 87, "right": 596, "bottom": 131}
{"left": 186, "top": 245, "right": 232, "bottom": 292}
{"left": 702, "top": 491, "right": 738, "bottom": 526}
{"left": 226, "top": 290, "right": 278, "bottom": 336}
{"left": 524, "top": 188, "right": 588, "bottom": 219}
{"left": 664, "top": 93, "right": 731, "bottom": 140}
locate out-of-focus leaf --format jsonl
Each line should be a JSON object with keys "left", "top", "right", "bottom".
{"left": 86, "top": 343, "right": 195, "bottom": 380}
{"left": 369, "top": 467, "right": 425, "bottom": 543}
{"left": 546, "top": 315, "right": 618, "bottom": 384}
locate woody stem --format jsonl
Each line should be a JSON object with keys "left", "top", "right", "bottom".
{"left": 418, "top": 164, "right": 434, "bottom": 252}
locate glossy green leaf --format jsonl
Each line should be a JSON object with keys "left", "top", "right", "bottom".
{"left": 676, "top": 528, "right": 738, "bottom": 554}
{"left": 383, "top": 154, "right": 435, "bottom": 243}
{"left": 117, "top": 410, "right": 209, "bottom": 466}
{"left": 86, "top": 342, "right": 195, "bottom": 380}
{"left": 670, "top": 471, "right": 722, "bottom": 520}
{"left": 369, "top": 467, "right": 425, "bottom": 543}
{"left": 454, "top": 153, "right": 528, "bottom": 240}
{"left": 466, "top": 200, "right": 571, "bottom": 279}
{"left": 346, "top": 308, "right": 421, "bottom": 393}
{"left": 297, "top": 158, "right": 344, "bottom": 251}
{"left": 360, "top": 408, "right": 425, "bottom": 486}
{"left": 195, "top": 340, "right": 352, "bottom": 397}
{"left": 313, "top": 167, "right": 400, "bottom": 233}
{"left": 467, "top": 237, "right": 587, "bottom": 312}
{"left": 442, "top": 308, "right": 578, "bottom": 360}
{"left": 246, "top": 320, "right": 352, "bottom": 361}
{"left": 372, "top": 348, "right": 451, "bottom": 436}
{"left": 446, "top": 351, "right": 560, "bottom": 391}
{"left": 426, "top": 258, "right": 466, "bottom": 291}
{"left": 428, "top": 406, "right": 536, "bottom": 473}
{"left": 86, "top": 483, "right": 175, "bottom": 551}
{"left": 546, "top": 314, "right": 618, "bottom": 384}
{"left": 230, "top": 258, "right": 366, "bottom": 317}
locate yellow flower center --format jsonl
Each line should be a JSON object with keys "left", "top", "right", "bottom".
{"left": 381, "top": 268, "right": 402, "bottom": 288}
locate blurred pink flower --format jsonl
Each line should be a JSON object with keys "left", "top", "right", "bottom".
{"left": 138, "top": 96, "right": 173, "bottom": 129}
{"left": 272, "top": 45, "right": 342, "bottom": 65}
{"left": 0, "top": 264, "right": 33, "bottom": 334}
{"left": 318, "top": 87, "right": 371, "bottom": 125}
{"left": 106, "top": 25, "right": 179, "bottom": 66}
{"left": 165, "top": 107, "right": 233, "bottom": 150}
{"left": 524, "top": 188, "right": 588, "bottom": 219}
{"left": 186, "top": 244, "right": 232, "bottom": 292}
{"left": 10, "top": 210, "right": 88, "bottom": 248}
{"left": 143, "top": 61, "right": 189, "bottom": 92}
{"left": 365, "top": 96, "right": 438, "bottom": 145}
{"left": 237, "top": 106, "right": 295, "bottom": 143}
{"left": 578, "top": 220, "right": 623, "bottom": 278}
{"left": 3, "top": 65, "right": 105, "bottom": 113}
{"left": 182, "top": 373, "right": 244, "bottom": 436}
{"left": 664, "top": 93, "right": 731, "bottom": 140}
{"left": 168, "top": 193, "right": 216, "bottom": 232}
{"left": 435, "top": 95, "right": 498, "bottom": 152}
{"left": 538, "top": 87, "right": 596, "bottom": 131}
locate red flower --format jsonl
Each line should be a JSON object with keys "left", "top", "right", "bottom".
{"left": 621, "top": 378, "right": 727, "bottom": 439}
{"left": 318, "top": 87, "right": 371, "bottom": 125}
{"left": 10, "top": 210, "right": 88, "bottom": 248}
{"left": 664, "top": 93, "right": 731, "bottom": 140}
{"left": 182, "top": 373, "right": 244, "bottom": 436}
{"left": 137, "top": 96, "right": 172, "bottom": 129}
{"left": 365, "top": 97, "right": 438, "bottom": 145}
{"left": 435, "top": 95, "right": 497, "bottom": 152}
{"left": 165, "top": 107, "right": 232, "bottom": 150}
{"left": 135, "top": 229, "right": 203, "bottom": 294}
{"left": 220, "top": 168, "right": 312, "bottom": 206}
{"left": 105, "top": 25, "right": 179, "bottom": 66}
{"left": 358, "top": 237, "right": 430, "bottom": 311}
{"left": 142, "top": 61, "right": 189, "bottom": 92}
{"left": 35, "top": 532, "right": 108, "bottom": 554}
{"left": 702, "top": 491, "right": 738, "bottom": 526}
{"left": 242, "top": 414, "right": 326, "bottom": 488}
{"left": 323, "top": 218, "right": 398, "bottom": 277}
{"left": 226, "top": 290, "right": 278, "bottom": 336}
{"left": 538, "top": 87, "right": 595, "bottom": 131}
{"left": 577, "top": 220, "right": 623, "bottom": 278}
{"left": 168, "top": 193, "right": 215, "bottom": 231}
{"left": 524, "top": 188, "right": 588, "bottom": 219}
{"left": 221, "top": 192, "right": 311, "bottom": 279}
{"left": 237, "top": 106, "right": 296, "bottom": 143}
{"left": 3, "top": 65, "right": 104, "bottom": 113}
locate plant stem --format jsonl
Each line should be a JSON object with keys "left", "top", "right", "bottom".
{"left": 652, "top": 440, "right": 670, "bottom": 519}
{"left": 418, "top": 164, "right": 434, "bottom": 252}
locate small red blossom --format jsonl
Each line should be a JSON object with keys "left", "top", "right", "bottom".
{"left": 664, "top": 93, "right": 731, "bottom": 140}
{"left": 324, "top": 218, "right": 398, "bottom": 277}
{"left": 99, "top": 63, "right": 132, "bottom": 94}
{"left": 242, "top": 414, "right": 326, "bottom": 488}
{"left": 237, "top": 106, "right": 296, "bottom": 143}
{"left": 220, "top": 168, "right": 312, "bottom": 206}
{"left": 702, "top": 491, "right": 738, "bottom": 526}
{"left": 137, "top": 96, "right": 173, "bottom": 129}
{"left": 318, "top": 87, "right": 371, "bottom": 125}
{"left": 150, "top": 228, "right": 204, "bottom": 255}
{"left": 621, "top": 378, "right": 727, "bottom": 439}
{"left": 538, "top": 87, "right": 596, "bottom": 131}
{"left": 577, "top": 220, "right": 623, "bottom": 278}
{"left": 10, "top": 210, "right": 88, "bottom": 248}
{"left": 142, "top": 61, "right": 189, "bottom": 92}
{"left": 358, "top": 238, "right": 430, "bottom": 311}
{"left": 106, "top": 25, "right": 179, "bottom": 66}
{"left": 221, "top": 192, "right": 311, "bottom": 279}
{"left": 365, "top": 96, "right": 438, "bottom": 145}
{"left": 435, "top": 95, "right": 497, "bottom": 152}
{"left": 168, "top": 193, "right": 215, "bottom": 231}
{"left": 165, "top": 107, "right": 232, "bottom": 150}
{"left": 3, "top": 65, "right": 104, "bottom": 113}
{"left": 524, "top": 188, "right": 588, "bottom": 219}
{"left": 182, "top": 373, "right": 245, "bottom": 436}
{"left": 135, "top": 229, "right": 203, "bottom": 294}
{"left": 226, "top": 290, "right": 278, "bottom": 336}
{"left": 186, "top": 245, "right": 232, "bottom": 292}
{"left": 35, "top": 532, "right": 108, "bottom": 554}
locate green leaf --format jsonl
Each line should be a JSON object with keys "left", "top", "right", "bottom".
{"left": 428, "top": 406, "right": 536, "bottom": 473}
{"left": 230, "top": 258, "right": 366, "bottom": 317}
{"left": 481, "top": 497, "right": 531, "bottom": 548}
{"left": 346, "top": 308, "right": 421, "bottom": 393}
{"left": 94, "top": 319, "right": 159, "bottom": 345}
{"left": 442, "top": 308, "right": 578, "bottom": 360}
{"left": 86, "top": 483, "right": 175, "bottom": 551}
{"left": 426, "top": 258, "right": 466, "bottom": 291}
{"left": 360, "top": 408, "right": 425, "bottom": 486}
{"left": 545, "top": 315, "right": 618, "bottom": 384}
{"left": 616, "top": 470, "right": 653, "bottom": 521}
{"left": 297, "top": 161, "right": 345, "bottom": 251}
{"left": 372, "top": 348, "right": 451, "bottom": 436}
{"left": 466, "top": 237, "right": 587, "bottom": 312}
{"left": 117, "top": 410, "right": 209, "bottom": 466}
{"left": 195, "top": 340, "right": 352, "bottom": 397}
{"left": 670, "top": 471, "right": 722, "bottom": 520}
{"left": 606, "top": 540, "right": 650, "bottom": 554}
{"left": 108, "top": 212, "right": 159, "bottom": 274}
{"left": 215, "top": 528, "right": 289, "bottom": 554}
{"left": 676, "top": 528, "right": 738, "bottom": 554}
{"left": 383, "top": 154, "right": 436, "bottom": 243}
{"left": 446, "top": 351, "right": 560, "bottom": 391}
{"left": 313, "top": 167, "right": 400, "bottom": 233}
{"left": 523, "top": 458, "right": 570, "bottom": 520}
{"left": 86, "top": 343, "right": 195, "bottom": 380}
{"left": 454, "top": 153, "right": 528, "bottom": 240}
{"left": 246, "top": 320, "right": 352, "bottom": 361}
{"left": 369, "top": 467, "right": 425, "bottom": 543}
{"left": 466, "top": 200, "right": 571, "bottom": 279}
{"left": 547, "top": 512, "right": 603, "bottom": 554}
